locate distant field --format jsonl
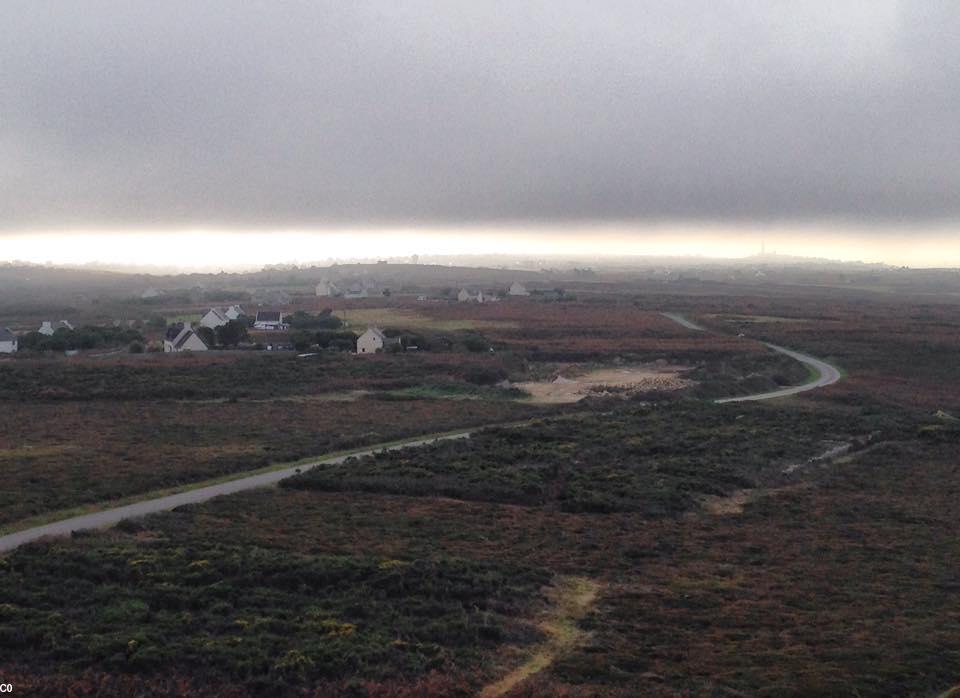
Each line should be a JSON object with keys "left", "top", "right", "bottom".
{"left": 339, "top": 306, "right": 517, "bottom": 332}
{"left": 0, "top": 352, "right": 552, "bottom": 527}
{"left": 707, "top": 313, "right": 811, "bottom": 323}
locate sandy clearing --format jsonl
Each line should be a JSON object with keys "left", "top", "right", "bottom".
{"left": 516, "top": 365, "right": 694, "bottom": 404}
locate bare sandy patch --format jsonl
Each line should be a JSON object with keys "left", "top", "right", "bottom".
{"left": 516, "top": 365, "right": 694, "bottom": 404}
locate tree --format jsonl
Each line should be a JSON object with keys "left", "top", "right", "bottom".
{"left": 290, "top": 330, "right": 314, "bottom": 351}
{"left": 216, "top": 319, "right": 248, "bottom": 347}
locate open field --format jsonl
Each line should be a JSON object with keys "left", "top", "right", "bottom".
{"left": 339, "top": 307, "right": 519, "bottom": 332}
{"left": 693, "top": 299, "right": 960, "bottom": 411}
{"left": 0, "top": 390, "right": 547, "bottom": 527}
{"left": 2, "top": 277, "right": 960, "bottom": 695}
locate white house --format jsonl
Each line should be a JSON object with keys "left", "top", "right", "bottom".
{"left": 254, "top": 311, "right": 286, "bottom": 330}
{"left": 457, "top": 288, "right": 473, "bottom": 302}
{"left": 163, "top": 326, "right": 208, "bottom": 353}
{"left": 225, "top": 305, "right": 245, "bottom": 320}
{"left": 199, "top": 308, "right": 229, "bottom": 329}
{"left": 0, "top": 328, "right": 17, "bottom": 354}
{"left": 356, "top": 327, "right": 401, "bottom": 355}
{"left": 315, "top": 278, "right": 340, "bottom": 297}
{"left": 38, "top": 320, "right": 74, "bottom": 336}
{"left": 141, "top": 287, "right": 162, "bottom": 299}
{"left": 509, "top": 282, "right": 530, "bottom": 296}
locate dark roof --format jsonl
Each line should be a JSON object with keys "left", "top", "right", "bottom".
{"left": 0, "top": 328, "right": 16, "bottom": 342}
{"left": 174, "top": 328, "right": 206, "bottom": 350}
{"left": 165, "top": 323, "right": 185, "bottom": 340}
{"left": 256, "top": 311, "right": 282, "bottom": 322}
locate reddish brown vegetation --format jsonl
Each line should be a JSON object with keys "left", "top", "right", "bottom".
{"left": 0, "top": 396, "right": 544, "bottom": 525}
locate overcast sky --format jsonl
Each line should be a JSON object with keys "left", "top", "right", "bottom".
{"left": 1, "top": 2, "right": 959, "bottom": 260}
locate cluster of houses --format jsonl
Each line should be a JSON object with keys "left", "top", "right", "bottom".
{"left": 318, "top": 276, "right": 532, "bottom": 301}
{"left": 0, "top": 320, "right": 78, "bottom": 353}
{"left": 315, "top": 278, "right": 373, "bottom": 299}
{"left": 38, "top": 320, "right": 75, "bottom": 335}
{"left": 199, "top": 305, "right": 245, "bottom": 329}
{"left": 457, "top": 282, "right": 529, "bottom": 303}
{"left": 164, "top": 306, "right": 288, "bottom": 352}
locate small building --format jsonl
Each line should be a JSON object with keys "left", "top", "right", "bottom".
{"left": 457, "top": 289, "right": 485, "bottom": 303}
{"left": 356, "top": 327, "right": 401, "bottom": 355}
{"left": 199, "top": 308, "right": 229, "bottom": 329}
{"left": 224, "top": 305, "right": 245, "bottom": 320}
{"left": 141, "top": 287, "right": 162, "bottom": 299}
{"left": 509, "top": 281, "right": 530, "bottom": 296}
{"left": 0, "top": 328, "right": 17, "bottom": 354}
{"left": 38, "top": 320, "right": 74, "bottom": 336}
{"left": 163, "top": 326, "right": 208, "bottom": 353}
{"left": 315, "top": 278, "right": 340, "bottom": 297}
{"left": 254, "top": 311, "right": 286, "bottom": 330}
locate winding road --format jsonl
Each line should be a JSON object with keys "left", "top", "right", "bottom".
{"left": 0, "top": 315, "right": 841, "bottom": 553}
{"left": 660, "top": 312, "right": 842, "bottom": 403}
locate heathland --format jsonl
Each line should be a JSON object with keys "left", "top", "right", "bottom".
{"left": 0, "top": 263, "right": 958, "bottom": 696}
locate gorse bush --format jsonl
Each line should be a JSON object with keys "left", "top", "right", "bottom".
{"left": 0, "top": 541, "right": 548, "bottom": 689}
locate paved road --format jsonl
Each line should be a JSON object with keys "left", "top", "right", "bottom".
{"left": 715, "top": 343, "right": 842, "bottom": 403}
{"left": 661, "top": 312, "right": 706, "bottom": 331}
{"left": 0, "top": 432, "right": 471, "bottom": 553}
{"left": 660, "top": 312, "right": 842, "bottom": 403}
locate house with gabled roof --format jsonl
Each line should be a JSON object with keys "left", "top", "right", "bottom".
{"left": 163, "top": 325, "right": 208, "bottom": 353}
{"left": 254, "top": 311, "right": 286, "bottom": 330}
{"left": 509, "top": 281, "right": 530, "bottom": 296}
{"left": 356, "top": 327, "right": 401, "bottom": 355}
{"left": 315, "top": 278, "right": 341, "bottom": 297}
{"left": 200, "top": 308, "right": 229, "bottom": 329}
{"left": 224, "top": 305, "right": 245, "bottom": 320}
{"left": 0, "top": 328, "right": 17, "bottom": 354}
{"left": 38, "top": 320, "right": 74, "bottom": 336}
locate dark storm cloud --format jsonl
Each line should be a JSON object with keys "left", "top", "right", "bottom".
{"left": 1, "top": 1, "right": 958, "bottom": 231}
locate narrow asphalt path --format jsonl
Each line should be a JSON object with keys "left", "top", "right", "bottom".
{"left": 714, "top": 342, "right": 842, "bottom": 403}
{"left": 660, "top": 312, "right": 706, "bottom": 331}
{"left": 661, "top": 312, "right": 842, "bottom": 403}
{"left": 0, "top": 432, "right": 471, "bottom": 553}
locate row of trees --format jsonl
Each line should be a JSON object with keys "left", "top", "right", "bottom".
{"left": 18, "top": 326, "right": 145, "bottom": 352}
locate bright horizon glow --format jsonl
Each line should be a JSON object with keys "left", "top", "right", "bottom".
{"left": 1, "top": 225, "right": 958, "bottom": 270}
